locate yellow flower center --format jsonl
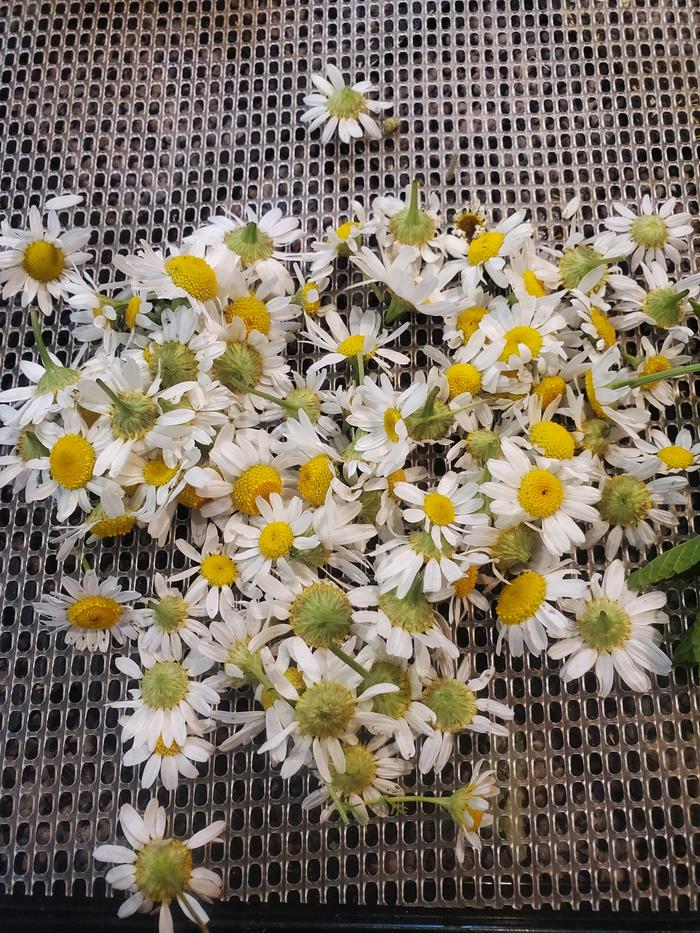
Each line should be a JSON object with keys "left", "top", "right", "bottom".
{"left": 533, "top": 375, "right": 566, "bottom": 408}
{"left": 584, "top": 370, "right": 606, "bottom": 418}
{"left": 383, "top": 407, "right": 402, "bottom": 443}
{"left": 154, "top": 736, "right": 182, "bottom": 756}
{"left": 453, "top": 208, "right": 486, "bottom": 239}
{"left": 500, "top": 325, "right": 543, "bottom": 362}
{"left": 91, "top": 513, "right": 137, "bottom": 538}
{"left": 454, "top": 565, "right": 479, "bottom": 598}
{"left": 298, "top": 454, "right": 334, "bottom": 507}
{"left": 124, "top": 295, "right": 142, "bottom": 329}
{"left": 657, "top": 445, "right": 694, "bottom": 470}
{"left": 387, "top": 468, "right": 405, "bottom": 500}
{"left": 300, "top": 281, "right": 321, "bottom": 314}
{"left": 496, "top": 570, "right": 547, "bottom": 625}
{"left": 517, "top": 468, "right": 564, "bottom": 518}
{"left": 66, "top": 595, "right": 122, "bottom": 631}
{"left": 49, "top": 434, "right": 96, "bottom": 489}
{"left": 232, "top": 464, "right": 283, "bottom": 515}
{"left": 468, "top": 231, "right": 505, "bottom": 265}
{"left": 589, "top": 308, "right": 616, "bottom": 348}
{"left": 143, "top": 457, "right": 179, "bottom": 487}
{"left": 337, "top": 334, "right": 368, "bottom": 357}
{"left": 336, "top": 221, "right": 357, "bottom": 240}
{"left": 22, "top": 240, "right": 65, "bottom": 282}
{"left": 163, "top": 255, "right": 218, "bottom": 301}
{"left": 200, "top": 553, "right": 238, "bottom": 587}
{"left": 423, "top": 491, "right": 456, "bottom": 526}
{"left": 523, "top": 268, "right": 547, "bottom": 297}
{"left": 456, "top": 305, "right": 488, "bottom": 342}
{"left": 258, "top": 520, "right": 294, "bottom": 559}
{"left": 445, "top": 362, "right": 482, "bottom": 399}
{"left": 177, "top": 483, "right": 208, "bottom": 510}
{"left": 225, "top": 294, "right": 271, "bottom": 335}
{"left": 641, "top": 354, "right": 671, "bottom": 386}
{"left": 529, "top": 421, "right": 575, "bottom": 459}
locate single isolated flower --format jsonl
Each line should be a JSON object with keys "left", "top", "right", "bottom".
{"left": 301, "top": 63, "right": 392, "bottom": 144}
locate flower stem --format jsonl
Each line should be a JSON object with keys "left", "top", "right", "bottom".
{"left": 240, "top": 221, "right": 259, "bottom": 244}
{"left": 384, "top": 294, "right": 410, "bottom": 324}
{"left": 329, "top": 645, "right": 371, "bottom": 679}
{"left": 355, "top": 352, "right": 365, "bottom": 384}
{"left": 81, "top": 556, "right": 92, "bottom": 574}
{"left": 95, "top": 378, "right": 128, "bottom": 412}
{"left": 611, "top": 362, "right": 700, "bottom": 390}
{"left": 372, "top": 793, "right": 451, "bottom": 808}
{"left": 405, "top": 180, "right": 421, "bottom": 227}
{"left": 30, "top": 310, "right": 56, "bottom": 371}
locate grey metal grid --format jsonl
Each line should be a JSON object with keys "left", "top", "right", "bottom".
{"left": 1, "top": 0, "right": 700, "bottom": 914}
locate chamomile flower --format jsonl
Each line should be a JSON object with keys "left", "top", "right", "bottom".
{"left": 196, "top": 608, "right": 289, "bottom": 689}
{"left": 346, "top": 375, "right": 424, "bottom": 473}
{"left": 308, "top": 202, "right": 376, "bottom": 275}
{"left": 123, "top": 728, "right": 215, "bottom": 792}
{"left": 433, "top": 552, "right": 492, "bottom": 623}
{"left": 569, "top": 290, "right": 619, "bottom": 352}
{"left": 442, "top": 289, "right": 505, "bottom": 351}
{"left": 446, "top": 759, "right": 499, "bottom": 863}
{"left": 629, "top": 334, "right": 691, "bottom": 413}
{"left": 301, "top": 63, "right": 392, "bottom": 144}
{"left": 94, "top": 799, "right": 224, "bottom": 930}
{"left": 171, "top": 523, "right": 254, "bottom": 619}
{"left": 302, "top": 736, "right": 412, "bottom": 823}
{"left": 418, "top": 659, "right": 514, "bottom": 773}
{"left": 603, "top": 196, "right": 693, "bottom": 270}
{"left": 0, "top": 423, "right": 52, "bottom": 495}
{"left": 494, "top": 557, "right": 587, "bottom": 656}
{"left": 393, "top": 471, "right": 487, "bottom": 547}
{"left": 310, "top": 493, "right": 376, "bottom": 584}
{"left": 290, "top": 262, "right": 332, "bottom": 318}
{"left": 623, "top": 427, "right": 700, "bottom": 479}
{"left": 114, "top": 651, "right": 221, "bottom": 750}
{"left": 304, "top": 306, "right": 410, "bottom": 375}
{"left": 209, "top": 316, "right": 290, "bottom": 396}
{"left": 360, "top": 464, "right": 428, "bottom": 537}
{"left": 608, "top": 262, "right": 696, "bottom": 340}
{"left": 373, "top": 181, "right": 444, "bottom": 263}
{"left": 275, "top": 410, "right": 350, "bottom": 507}
{"left": 0, "top": 196, "right": 91, "bottom": 316}
{"left": 138, "top": 574, "right": 212, "bottom": 662}
{"left": 585, "top": 473, "right": 687, "bottom": 560}
{"left": 222, "top": 266, "right": 300, "bottom": 341}
{"left": 477, "top": 295, "right": 568, "bottom": 375}
{"left": 52, "top": 503, "right": 139, "bottom": 562}
{"left": 35, "top": 570, "right": 145, "bottom": 653}
{"left": 481, "top": 439, "right": 601, "bottom": 557}
{"left": 506, "top": 240, "right": 561, "bottom": 301}
{"left": 548, "top": 560, "right": 671, "bottom": 695}
{"left": 443, "top": 209, "right": 532, "bottom": 289}
{"left": 374, "top": 530, "right": 466, "bottom": 598}
{"left": 136, "top": 306, "right": 223, "bottom": 388}
{"left": 581, "top": 346, "right": 650, "bottom": 437}
{"left": 450, "top": 201, "right": 489, "bottom": 241}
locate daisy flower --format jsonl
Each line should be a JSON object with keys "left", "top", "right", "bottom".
{"left": 360, "top": 464, "right": 428, "bottom": 538}
{"left": 603, "top": 195, "right": 693, "bottom": 269}
{"left": 506, "top": 240, "right": 561, "bottom": 301}
{"left": 310, "top": 493, "right": 377, "bottom": 584}
{"left": 449, "top": 200, "right": 489, "bottom": 242}
{"left": 443, "top": 209, "right": 532, "bottom": 289}
{"left": 304, "top": 306, "right": 410, "bottom": 375}
{"left": 137, "top": 306, "right": 223, "bottom": 388}
{"left": 442, "top": 289, "right": 506, "bottom": 351}
{"left": 123, "top": 726, "right": 215, "bottom": 792}
{"left": 568, "top": 290, "right": 619, "bottom": 353}
{"left": 66, "top": 279, "right": 155, "bottom": 348}
{"left": 52, "top": 503, "right": 139, "bottom": 561}
{"left": 274, "top": 410, "right": 350, "bottom": 508}
{"left": 290, "top": 261, "right": 333, "bottom": 318}
{"left": 301, "top": 63, "right": 392, "bottom": 144}
{"left": 607, "top": 261, "right": 696, "bottom": 340}
{"left": 35, "top": 570, "right": 145, "bottom": 653}
{"left": 302, "top": 736, "right": 412, "bottom": 823}
{"left": 374, "top": 530, "right": 467, "bottom": 598}
{"left": 308, "top": 201, "right": 376, "bottom": 275}
{"left": 138, "top": 574, "right": 212, "bottom": 662}
{"left": 0, "top": 195, "right": 91, "bottom": 316}
{"left": 113, "top": 651, "right": 221, "bottom": 750}
{"left": 585, "top": 473, "right": 687, "bottom": 561}
{"left": 209, "top": 316, "right": 290, "bottom": 396}
{"left": 196, "top": 608, "right": 289, "bottom": 689}
{"left": 446, "top": 759, "right": 499, "bottom": 863}
{"left": 481, "top": 439, "right": 601, "bottom": 557}
{"left": 171, "top": 523, "right": 255, "bottom": 619}
{"left": 580, "top": 346, "right": 650, "bottom": 437}
{"left": 222, "top": 265, "right": 300, "bottom": 341}
{"left": 476, "top": 295, "right": 568, "bottom": 375}
{"left": 494, "top": 556, "right": 587, "bottom": 656}
{"left": 393, "top": 471, "right": 488, "bottom": 548}
{"left": 373, "top": 180, "right": 444, "bottom": 263}
{"left": 418, "top": 659, "right": 514, "bottom": 773}
{"left": 623, "top": 427, "right": 700, "bottom": 479}
{"left": 94, "top": 799, "right": 224, "bottom": 930}
{"left": 548, "top": 560, "right": 671, "bottom": 695}
{"left": 0, "top": 423, "right": 52, "bottom": 496}
{"left": 629, "top": 334, "right": 691, "bottom": 413}
{"left": 186, "top": 205, "right": 300, "bottom": 294}
{"left": 346, "top": 375, "right": 424, "bottom": 474}
{"left": 433, "top": 552, "right": 492, "bottom": 623}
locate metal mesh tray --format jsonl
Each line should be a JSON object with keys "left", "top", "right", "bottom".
{"left": 1, "top": 0, "right": 700, "bottom": 917}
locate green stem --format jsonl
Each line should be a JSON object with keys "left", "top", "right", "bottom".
{"left": 405, "top": 180, "right": 421, "bottom": 226}
{"left": 178, "top": 890, "right": 209, "bottom": 933}
{"left": 30, "top": 310, "right": 56, "bottom": 371}
{"left": 611, "top": 362, "right": 700, "bottom": 390}
{"left": 355, "top": 352, "right": 365, "bottom": 384}
{"left": 240, "top": 221, "right": 259, "bottom": 244}
{"left": 81, "top": 556, "right": 92, "bottom": 574}
{"left": 330, "top": 645, "right": 371, "bottom": 679}
{"left": 95, "top": 378, "right": 129, "bottom": 412}
{"left": 327, "top": 785, "right": 351, "bottom": 825}
{"left": 373, "top": 794, "right": 451, "bottom": 808}
{"left": 236, "top": 381, "right": 292, "bottom": 409}
{"left": 384, "top": 294, "right": 410, "bottom": 324}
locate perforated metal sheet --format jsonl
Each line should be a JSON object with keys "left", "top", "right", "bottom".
{"left": 1, "top": 0, "right": 700, "bottom": 915}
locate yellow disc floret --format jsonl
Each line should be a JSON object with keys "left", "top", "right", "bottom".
{"left": 124, "top": 295, "right": 142, "bottom": 329}
{"left": 336, "top": 221, "right": 357, "bottom": 241}
{"left": 258, "top": 521, "right": 294, "bottom": 559}
{"left": 423, "top": 491, "right": 456, "bottom": 526}
{"left": 529, "top": 421, "right": 575, "bottom": 460}
{"left": 66, "top": 595, "right": 122, "bottom": 631}
{"left": 49, "top": 434, "right": 96, "bottom": 489}
{"left": 225, "top": 294, "right": 271, "bottom": 335}
{"left": 23, "top": 240, "right": 65, "bottom": 282}
{"left": 387, "top": 468, "right": 405, "bottom": 499}
{"left": 163, "top": 255, "right": 218, "bottom": 302}
{"left": 584, "top": 370, "right": 606, "bottom": 419}
{"left": 456, "top": 306, "right": 488, "bottom": 343}
{"left": 523, "top": 269, "right": 547, "bottom": 297}
{"left": 517, "top": 468, "right": 564, "bottom": 518}
{"left": 383, "top": 407, "right": 402, "bottom": 443}
{"left": 91, "top": 513, "right": 137, "bottom": 538}
{"left": 496, "top": 570, "right": 547, "bottom": 625}
{"left": 299, "top": 281, "right": 321, "bottom": 315}
{"left": 657, "top": 445, "right": 694, "bottom": 470}
{"left": 143, "top": 458, "right": 179, "bottom": 487}
{"left": 298, "top": 454, "right": 334, "bottom": 507}
{"left": 500, "top": 325, "right": 543, "bottom": 362}
{"left": 641, "top": 354, "right": 671, "bottom": 386}
{"left": 534, "top": 375, "right": 566, "bottom": 408}
{"left": 177, "top": 484, "right": 208, "bottom": 510}
{"left": 232, "top": 464, "right": 283, "bottom": 515}
{"left": 154, "top": 736, "right": 182, "bottom": 757}
{"left": 589, "top": 308, "right": 617, "bottom": 348}
{"left": 200, "top": 553, "right": 238, "bottom": 587}
{"left": 337, "top": 334, "right": 367, "bottom": 357}
{"left": 445, "top": 363, "right": 482, "bottom": 399}
{"left": 454, "top": 565, "right": 479, "bottom": 598}
{"left": 468, "top": 231, "right": 505, "bottom": 265}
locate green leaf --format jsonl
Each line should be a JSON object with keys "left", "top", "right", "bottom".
{"left": 627, "top": 536, "right": 700, "bottom": 589}
{"left": 689, "top": 298, "right": 700, "bottom": 316}
{"left": 673, "top": 611, "right": 700, "bottom": 667}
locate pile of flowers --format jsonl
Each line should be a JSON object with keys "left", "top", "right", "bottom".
{"left": 1, "top": 65, "right": 699, "bottom": 931}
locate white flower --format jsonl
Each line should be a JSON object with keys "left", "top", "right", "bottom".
{"left": 443, "top": 209, "right": 532, "bottom": 288}
{"left": 603, "top": 195, "right": 693, "bottom": 269}
{"left": 373, "top": 181, "right": 444, "bottom": 263}
{"left": 135, "top": 306, "right": 224, "bottom": 386}
{"left": 123, "top": 727, "right": 215, "bottom": 792}
{"left": 393, "top": 471, "right": 487, "bottom": 547}
{"left": 196, "top": 609, "right": 288, "bottom": 689}
{"left": 360, "top": 464, "right": 428, "bottom": 538}
{"left": 308, "top": 202, "right": 376, "bottom": 275}
{"left": 580, "top": 345, "right": 650, "bottom": 436}
{"left": 374, "top": 531, "right": 467, "bottom": 598}
{"left": 607, "top": 261, "right": 696, "bottom": 341}
{"left": 476, "top": 294, "right": 568, "bottom": 376}
{"left": 137, "top": 574, "right": 212, "bottom": 662}
{"left": 220, "top": 265, "right": 300, "bottom": 341}
{"left": 35, "top": 570, "right": 145, "bottom": 653}
{"left": 620, "top": 427, "right": 700, "bottom": 479}
{"left": 418, "top": 659, "right": 514, "bottom": 773}
{"left": 301, "top": 63, "right": 392, "bottom": 144}
{"left": 442, "top": 288, "right": 505, "bottom": 351}
{"left": 448, "top": 760, "right": 499, "bottom": 863}
{"left": 304, "top": 306, "right": 410, "bottom": 375}
{"left": 94, "top": 799, "right": 224, "bottom": 930}
{"left": 0, "top": 197, "right": 91, "bottom": 315}
{"left": 506, "top": 240, "right": 561, "bottom": 301}
{"left": 481, "top": 439, "right": 601, "bottom": 557}
{"left": 310, "top": 493, "right": 376, "bottom": 584}
{"left": 628, "top": 334, "right": 691, "bottom": 413}
{"left": 346, "top": 375, "right": 423, "bottom": 473}
{"left": 113, "top": 650, "right": 220, "bottom": 750}
{"left": 493, "top": 556, "right": 587, "bottom": 657}
{"left": 549, "top": 560, "right": 671, "bottom": 696}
